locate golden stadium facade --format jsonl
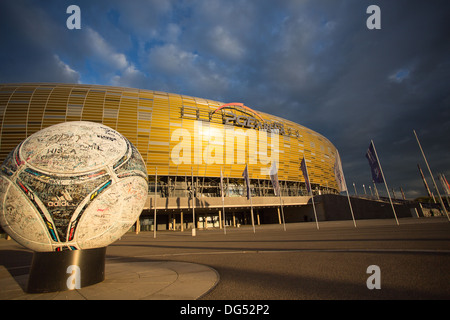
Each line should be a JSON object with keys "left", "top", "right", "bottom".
{"left": 0, "top": 83, "right": 341, "bottom": 230}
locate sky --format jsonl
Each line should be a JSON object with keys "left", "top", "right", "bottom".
{"left": 1, "top": 0, "right": 449, "bottom": 199}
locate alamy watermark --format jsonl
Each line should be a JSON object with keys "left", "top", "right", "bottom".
{"left": 366, "top": 5, "right": 381, "bottom": 30}
{"left": 170, "top": 120, "right": 280, "bottom": 175}
{"left": 366, "top": 265, "right": 381, "bottom": 289}
{"left": 66, "top": 265, "right": 81, "bottom": 290}
{"left": 66, "top": 5, "right": 81, "bottom": 30}
{"left": 65, "top": 5, "right": 381, "bottom": 31}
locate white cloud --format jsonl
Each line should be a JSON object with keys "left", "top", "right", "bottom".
{"left": 111, "top": 64, "right": 147, "bottom": 88}
{"left": 165, "top": 23, "right": 182, "bottom": 43}
{"left": 148, "top": 44, "right": 199, "bottom": 75}
{"left": 53, "top": 55, "right": 81, "bottom": 83}
{"left": 83, "top": 27, "right": 149, "bottom": 87}
{"left": 86, "top": 27, "right": 129, "bottom": 70}
{"left": 146, "top": 43, "right": 230, "bottom": 98}
{"left": 207, "top": 26, "right": 245, "bottom": 61}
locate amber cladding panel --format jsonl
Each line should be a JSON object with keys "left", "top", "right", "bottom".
{"left": 42, "top": 86, "right": 71, "bottom": 128}
{"left": 81, "top": 88, "right": 105, "bottom": 123}
{"left": 0, "top": 85, "right": 31, "bottom": 159}
{"left": 116, "top": 90, "right": 138, "bottom": 145}
{"left": 136, "top": 91, "right": 153, "bottom": 170}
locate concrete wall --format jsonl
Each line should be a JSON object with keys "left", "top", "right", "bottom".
{"left": 135, "top": 194, "right": 446, "bottom": 231}
{"left": 312, "top": 194, "right": 444, "bottom": 221}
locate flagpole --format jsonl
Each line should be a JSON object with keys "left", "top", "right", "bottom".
{"left": 302, "top": 157, "right": 319, "bottom": 230}
{"left": 243, "top": 164, "right": 256, "bottom": 233}
{"left": 441, "top": 174, "right": 450, "bottom": 207}
{"left": 373, "top": 181, "right": 379, "bottom": 199}
{"left": 418, "top": 164, "right": 435, "bottom": 202}
{"left": 250, "top": 189, "right": 255, "bottom": 233}
{"left": 310, "top": 187, "right": 319, "bottom": 230}
{"left": 370, "top": 140, "right": 399, "bottom": 225}
{"left": 153, "top": 167, "right": 157, "bottom": 238}
{"left": 335, "top": 152, "right": 356, "bottom": 227}
{"left": 221, "top": 167, "right": 227, "bottom": 235}
{"left": 413, "top": 130, "right": 449, "bottom": 221}
{"left": 191, "top": 167, "right": 197, "bottom": 236}
{"left": 271, "top": 161, "right": 286, "bottom": 231}
{"left": 249, "top": 165, "right": 256, "bottom": 234}
{"left": 346, "top": 188, "right": 356, "bottom": 227}
{"left": 278, "top": 191, "right": 286, "bottom": 231}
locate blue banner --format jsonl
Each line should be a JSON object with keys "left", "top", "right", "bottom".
{"left": 300, "top": 157, "right": 311, "bottom": 193}
{"left": 366, "top": 142, "right": 384, "bottom": 183}
{"left": 242, "top": 164, "right": 251, "bottom": 199}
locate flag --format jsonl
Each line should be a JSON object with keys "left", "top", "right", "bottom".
{"left": 242, "top": 164, "right": 251, "bottom": 199}
{"left": 300, "top": 157, "right": 311, "bottom": 193}
{"left": 269, "top": 161, "right": 280, "bottom": 196}
{"left": 301, "top": 157, "right": 320, "bottom": 229}
{"left": 366, "top": 141, "right": 383, "bottom": 183}
{"left": 334, "top": 151, "right": 347, "bottom": 192}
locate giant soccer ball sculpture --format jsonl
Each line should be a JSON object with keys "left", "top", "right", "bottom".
{"left": 0, "top": 121, "right": 148, "bottom": 252}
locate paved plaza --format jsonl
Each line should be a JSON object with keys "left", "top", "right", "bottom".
{"left": 1, "top": 216, "right": 450, "bottom": 300}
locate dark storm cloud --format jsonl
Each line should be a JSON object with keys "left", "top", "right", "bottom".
{"left": 0, "top": 0, "right": 449, "bottom": 198}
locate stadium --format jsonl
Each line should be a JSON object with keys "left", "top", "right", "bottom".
{"left": 0, "top": 83, "right": 343, "bottom": 232}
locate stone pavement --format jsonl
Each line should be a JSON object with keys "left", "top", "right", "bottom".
{"left": 0, "top": 240, "right": 219, "bottom": 300}
{"left": 2, "top": 217, "right": 450, "bottom": 300}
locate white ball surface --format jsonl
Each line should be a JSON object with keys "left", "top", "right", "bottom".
{"left": 0, "top": 121, "right": 148, "bottom": 252}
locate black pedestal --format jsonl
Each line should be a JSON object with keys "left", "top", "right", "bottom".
{"left": 27, "top": 247, "right": 106, "bottom": 293}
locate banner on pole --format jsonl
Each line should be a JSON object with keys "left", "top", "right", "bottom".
{"left": 242, "top": 164, "right": 251, "bottom": 199}
{"left": 300, "top": 157, "right": 311, "bottom": 193}
{"left": 269, "top": 161, "right": 280, "bottom": 196}
{"left": 334, "top": 152, "right": 347, "bottom": 192}
{"left": 366, "top": 142, "right": 384, "bottom": 183}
